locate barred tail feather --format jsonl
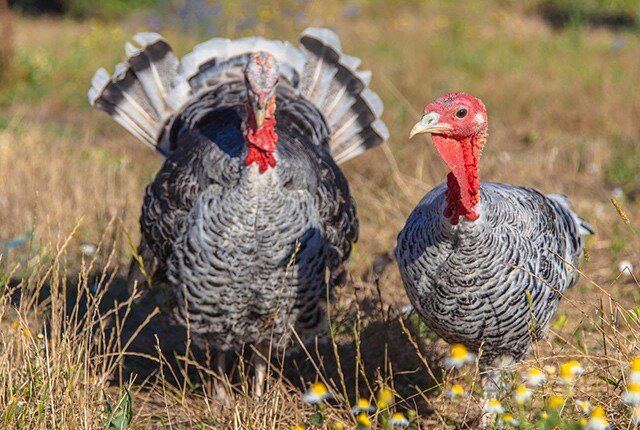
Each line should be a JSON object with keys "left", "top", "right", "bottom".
{"left": 89, "top": 29, "right": 388, "bottom": 162}
{"left": 299, "top": 28, "right": 388, "bottom": 164}
{"left": 88, "top": 33, "right": 181, "bottom": 155}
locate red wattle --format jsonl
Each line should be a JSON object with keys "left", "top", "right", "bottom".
{"left": 433, "top": 135, "right": 480, "bottom": 224}
{"left": 243, "top": 115, "right": 278, "bottom": 173}
{"left": 244, "top": 145, "right": 277, "bottom": 173}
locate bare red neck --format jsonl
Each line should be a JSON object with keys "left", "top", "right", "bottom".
{"left": 433, "top": 128, "right": 486, "bottom": 225}
{"left": 243, "top": 98, "right": 278, "bottom": 173}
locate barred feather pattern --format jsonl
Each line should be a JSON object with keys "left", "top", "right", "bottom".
{"left": 136, "top": 81, "right": 357, "bottom": 351}
{"left": 395, "top": 182, "right": 592, "bottom": 364}
{"left": 88, "top": 29, "right": 388, "bottom": 161}
{"left": 89, "top": 28, "right": 386, "bottom": 352}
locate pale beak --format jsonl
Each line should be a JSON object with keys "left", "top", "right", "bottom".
{"left": 409, "top": 112, "right": 452, "bottom": 139}
{"left": 252, "top": 93, "right": 274, "bottom": 129}
{"left": 254, "top": 106, "right": 266, "bottom": 129}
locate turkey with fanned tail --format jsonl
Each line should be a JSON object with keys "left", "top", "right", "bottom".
{"left": 88, "top": 29, "right": 388, "bottom": 399}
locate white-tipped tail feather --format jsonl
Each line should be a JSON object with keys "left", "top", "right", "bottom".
{"left": 88, "top": 33, "right": 179, "bottom": 155}
{"left": 89, "top": 28, "right": 387, "bottom": 162}
{"left": 299, "top": 28, "right": 388, "bottom": 163}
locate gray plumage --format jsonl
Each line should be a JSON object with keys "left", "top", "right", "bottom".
{"left": 89, "top": 29, "right": 388, "bottom": 352}
{"left": 395, "top": 182, "right": 593, "bottom": 365}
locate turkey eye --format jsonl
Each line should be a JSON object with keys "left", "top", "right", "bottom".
{"left": 455, "top": 108, "right": 468, "bottom": 119}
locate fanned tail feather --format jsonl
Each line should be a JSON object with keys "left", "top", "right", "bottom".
{"left": 169, "top": 36, "right": 304, "bottom": 103}
{"left": 88, "top": 33, "right": 180, "bottom": 155}
{"left": 299, "top": 28, "right": 388, "bottom": 163}
{"left": 89, "top": 29, "right": 388, "bottom": 162}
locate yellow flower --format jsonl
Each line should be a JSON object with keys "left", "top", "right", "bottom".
{"left": 377, "top": 387, "right": 394, "bottom": 409}
{"left": 292, "top": 425, "right": 305, "bottom": 430}
{"left": 513, "top": 384, "right": 532, "bottom": 405}
{"left": 559, "top": 360, "right": 584, "bottom": 384}
{"left": 539, "top": 411, "right": 549, "bottom": 420}
{"left": 351, "top": 398, "right": 375, "bottom": 415}
{"left": 21, "top": 328, "right": 32, "bottom": 338}
{"left": 484, "top": 399, "right": 504, "bottom": 414}
{"left": 445, "top": 343, "right": 476, "bottom": 369}
{"left": 8, "top": 396, "right": 23, "bottom": 408}
{"left": 584, "top": 406, "right": 609, "bottom": 430}
{"left": 500, "top": 413, "right": 519, "bottom": 427}
{"left": 523, "top": 367, "right": 547, "bottom": 387}
{"left": 389, "top": 412, "right": 410, "bottom": 428}
{"left": 356, "top": 412, "right": 371, "bottom": 429}
{"left": 546, "top": 395, "right": 565, "bottom": 410}
{"left": 448, "top": 383, "right": 465, "bottom": 399}
{"left": 629, "top": 357, "right": 640, "bottom": 384}
{"left": 623, "top": 382, "right": 640, "bottom": 406}
{"left": 303, "top": 382, "right": 331, "bottom": 404}
{"left": 9, "top": 320, "right": 20, "bottom": 330}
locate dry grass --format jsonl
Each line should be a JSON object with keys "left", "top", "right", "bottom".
{"left": 1, "top": 1, "right": 640, "bottom": 428}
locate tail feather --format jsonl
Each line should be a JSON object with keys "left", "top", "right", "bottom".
{"left": 89, "top": 67, "right": 158, "bottom": 149}
{"left": 89, "top": 33, "right": 180, "bottom": 155}
{"left": 299, "top": 27, "right": 388, "bottom": 163}
{"left": 89, "top": 29, "right": 388, "bottom": 162}
{"left": 333, "top": 121, "right": 388, "bottom": 163}
{"left": 173, "top": 37, "right": 304, "bottom": 96}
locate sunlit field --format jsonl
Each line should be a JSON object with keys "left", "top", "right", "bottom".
{"left": 1, "top": 0, "right": 640, "bottom": 428}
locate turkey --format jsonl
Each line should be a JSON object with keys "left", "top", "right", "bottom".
{"left": 395, "top": 92, "right": 593, "bottom": 416}
{"left": 88, "top": 29, "right": 388, "bottom": 398}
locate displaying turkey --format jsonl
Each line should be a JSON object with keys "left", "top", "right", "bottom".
{"left": 395, "top": 92, "right": 593, "bottom": 411}
{"left": 88, "top": 29, "right": 388, "bottom": 398}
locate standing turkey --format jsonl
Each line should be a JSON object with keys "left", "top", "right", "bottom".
{"left": 395, "top": 93, "right": 592, "bottom": 412}
{"left": 89, "top": 29, "right": 388, "bottom": 398}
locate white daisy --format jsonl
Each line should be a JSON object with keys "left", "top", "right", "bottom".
{"left": 445, "top": 343, "right": 476, "bottom": 369}
{"left": 447, "top": 384, "right": 465, "bottom": 399}
{"left": 351, "top": 398, "right": 375, "bottom": 415}
{"left": 303, "top": 382, "right": 331, "bottom": 405}
{"left": 389, "top": 412, "right": 410, "bottom": 428}
{"left": 623, "top": 383, "right": 640, "bottom": 406}
{"left": 584, "top": 406, "right": 610, "bottom": 430}
{"left": 513, "top": 384, "right": 532, "bottom": 405}
{"left": 484, "top": 399, "right": 504, "bottom": 415}
{"left": 559, "top": 360, "right": 584, "bottom": 384}
{"left": 522, "top": 367, "right": 547, "bottom": 387}
{"left": 499, "top": 413, "right": 519, "bottom": 427}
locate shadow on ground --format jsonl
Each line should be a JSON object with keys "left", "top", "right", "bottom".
{"left": 7, "top": 270, "right": 445, "bottom": 418}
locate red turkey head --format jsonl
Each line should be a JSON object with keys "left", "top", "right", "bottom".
{"left": 409, "top": 92, "right": 488, "bottom": 223}
{"left": 244, "top": 51, "right": 279, "bottom": 129}
{"left": 243, "top": 51, "right": 279, "bottom": 172}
